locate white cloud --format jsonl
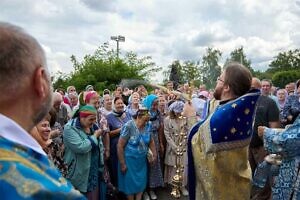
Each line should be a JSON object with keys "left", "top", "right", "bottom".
{"left": 0, "top": 0, "right": 299, "bottom": 83}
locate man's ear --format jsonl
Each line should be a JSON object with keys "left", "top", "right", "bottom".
{"left": 33, "top": 67, "right": 48, "bottom": 99}
{"left": 223, "top": 84, "right": 230, "bottom": 93}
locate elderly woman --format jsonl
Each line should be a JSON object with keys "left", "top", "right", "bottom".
{"left": 66, "top": 92, "right": 79, "bottom": 118}
{"left": 127, "top": 92, "right": 140, "bottom": 117}
{"left": 164, "top": 101, "right": 189, "bottom": 196}
{"left": 117, "top": 108, "right": 157, "bottom": 200}
{"left": 143, "top": 94, "right": 164, "bottom": 200}
{"left": 282, "top": 80, "right": 300, "bottom": 125}
{"left": 30, "top": 114, "right": 52, "bottom": 151}
{"left": 106, "top": 96, "right": 131, "bottom": 188}
{"left": 100, "top": 94, "right": 113, "bottom": 116}
{"left": 63, "top": 105, "right": 104, "bottom": 199}
{"left": 30, "top": 110, "right": 68, "bottom": 177}
{"left": 276, "top": 89, "right": 288, "bottom": 125}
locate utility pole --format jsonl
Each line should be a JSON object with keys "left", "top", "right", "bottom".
{"left": 110, "top": 35, "right": 125, "bottom": 58}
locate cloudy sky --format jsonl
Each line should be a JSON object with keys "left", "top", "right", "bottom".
{"left": 1, "top": 0, "right": 300, "bottom": 82}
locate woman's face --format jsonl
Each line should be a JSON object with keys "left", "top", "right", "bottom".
{"left": 88, "top": 94, "right": 100, "bottom": 109}
{"left": 151, "top": 99, "right": 159, "bottom": 111}
{"left": 80, "top": 114, "right": 97, "bottom": 128}
{"left": 115, "top": 87, "right": 123, "bottom": 95}
{"left": 114, "top": 99, "right": 124, "bottom": 112}
{"left": 104, "top": 95, "right": 112, "bottom": 109}
{"left": 36, "top": 119, "right": 51, "bottom": 142}
{"left": 158, "top": 96, "right": 166, "bottom": 108}
{"left": 70, "top": 96, "right": 78, "bottom": 106}
{"left": 276, "top": 90, "right": 286, "bottom": 101}
{"left": 131, "top": 92, "right": 140, "bottom": 104}
{"left": 139, "top": 112, "right": 150, "bottom": 123}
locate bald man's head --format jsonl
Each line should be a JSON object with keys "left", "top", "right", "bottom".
{"left": 0, "top": 22, "right": 52, "bottom": 129}
{"left": 251, "top": 77, "right": 261, "bottom": 90}
{"left": 0, "top": 22, "right": 47, "bottom": 97}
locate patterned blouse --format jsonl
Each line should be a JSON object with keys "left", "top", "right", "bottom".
{"left": 282, "top": 94, "right": 300, "bottom": 123}
{"left": 263, "top": 116, "right": 300, "bottom": 200}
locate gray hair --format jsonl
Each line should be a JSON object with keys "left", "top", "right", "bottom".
{"left": 0, "top": 22, "right": 47, "bottom": 97}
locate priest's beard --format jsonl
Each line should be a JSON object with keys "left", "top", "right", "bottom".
{"left": 213, "top": 86, "right": 224, "bottom": 100}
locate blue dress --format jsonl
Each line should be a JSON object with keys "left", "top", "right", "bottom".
{"left": 148, "top": 111, "right": 164, "bottom": 188}
{"left": 118, "top": 120, "right": 151, "bottom": 195}
{"left": 106, "top": 112, "right": 131, "bottom": 187}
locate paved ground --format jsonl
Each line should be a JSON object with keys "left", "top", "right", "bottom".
{"left": 154, "top": 186, "right": 189, "bottom": 200}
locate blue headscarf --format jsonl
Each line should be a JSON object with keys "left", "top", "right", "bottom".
{"left": 168, "top": 100, "right": 185, "bottom": 113}
{"left": 143, "top": 94, "right": 158, "bottom": 110}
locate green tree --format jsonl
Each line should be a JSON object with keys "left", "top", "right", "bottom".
{"left": 226, "top": 46, "right": 254, "bottom": 74}
{"left": 162, "top": 60, "right": 184, "bottom": 88}
{"left": 53, "top": 44, "right": 160, "bottom": 92}
{"left": 163, "top": 60, "right": 201, "bottom": 89}
{"left": 200, "top": 47, "right": 222, "bottom": 89}
{"left": 182, "top": 61, "right": 201, "bottom": 83}
{"left": 268, "top": 49, "right": 300, "bottom": 73}
{"left": 272, "top": 70, "right": 300, "bottom": 88}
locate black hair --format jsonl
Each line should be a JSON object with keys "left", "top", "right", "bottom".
{"left": 113, "top": 96, "right": 124, "bottom": 104}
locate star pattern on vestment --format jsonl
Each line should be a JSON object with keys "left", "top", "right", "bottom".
{"left": 237, "top": 118, "right": 240, "bottom": 122}
{"left": 240, "top": 132, "right": 243, "bottom": 135}
{"left": 230, "top": 127, "right": 237, "bottom": 134}
{"left": 244, "top": 108, "right": 250, "bottom": 115}
{"left": 231, "top": 103, "right": 237, "bottom": 108}
{"left": 213, "top": 128, "right": 217, "bottom": 131}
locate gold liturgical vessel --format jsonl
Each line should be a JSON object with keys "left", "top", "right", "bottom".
{"left": 170, "top": 115, "right": 188, "bottom": 198}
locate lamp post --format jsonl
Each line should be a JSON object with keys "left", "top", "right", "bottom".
{"left": 110, "top": 35, "right": 125, "bottom": 58}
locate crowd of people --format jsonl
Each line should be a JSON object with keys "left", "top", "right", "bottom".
{"left": 0, "top": 22, "right": 299, "bottom": 200}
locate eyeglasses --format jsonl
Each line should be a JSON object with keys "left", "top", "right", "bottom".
{"left": 217, "top": 77, "right": 224, "bottom": 83}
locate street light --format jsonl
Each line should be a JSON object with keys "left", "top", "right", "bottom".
{"left": 110, "top": 35, "right": 125, "bottom": 58}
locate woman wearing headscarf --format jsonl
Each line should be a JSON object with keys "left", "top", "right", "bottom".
{"left": 126, "top": 92, "right": 141, "bottom": 117}
{"left": 282, "top": 80, "right": 300, "bottom": 125}
{"left": 276, "top": 89, "right": 288, "bottom": 126}
{"left": 100, "top": 94, "right": 113, "bottom": 116}
{"left": 164, "top": 100, "right": 189, "bottom": 196}
{"left": 117, "top": 107, "right": 157, "bottom": 200}
{"left": 85, "top": 91, "right": 110, "bottom": 198}
{"left": 106, "top": 96, "right": 131, "bottom": 189}
{"left": 142, "top": 94, "right": 164, "bottom": 200}
{"left": 63, "top": 105, "right": 104, "bottom": 199}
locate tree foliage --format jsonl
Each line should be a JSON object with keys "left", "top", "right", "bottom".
{"left": 272, "top": 70, "right": 300, "bottom": 88}
{"left": 168, "top": 60, "right": 182, "bottom": 88}
{"left": 226, "top": 46, "right": 255, "bottom": 74}
{"left": 163, "top": 60, "right": 201, "bottom": 89}
{"left": 53, "top": 44, "right": 160, "bottom": 92}
{"left": 268, "top": 49, "right": 300, "bottom": 73}
{"left": 200, "top": 47, "right": 222, "bottom": 89}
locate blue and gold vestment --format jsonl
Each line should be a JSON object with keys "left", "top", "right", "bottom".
{"left": 188, "top": 89, "right": 260, "bottom": 200}
{"left": 0, "top": 137, "right": 85, "bottom": 199}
